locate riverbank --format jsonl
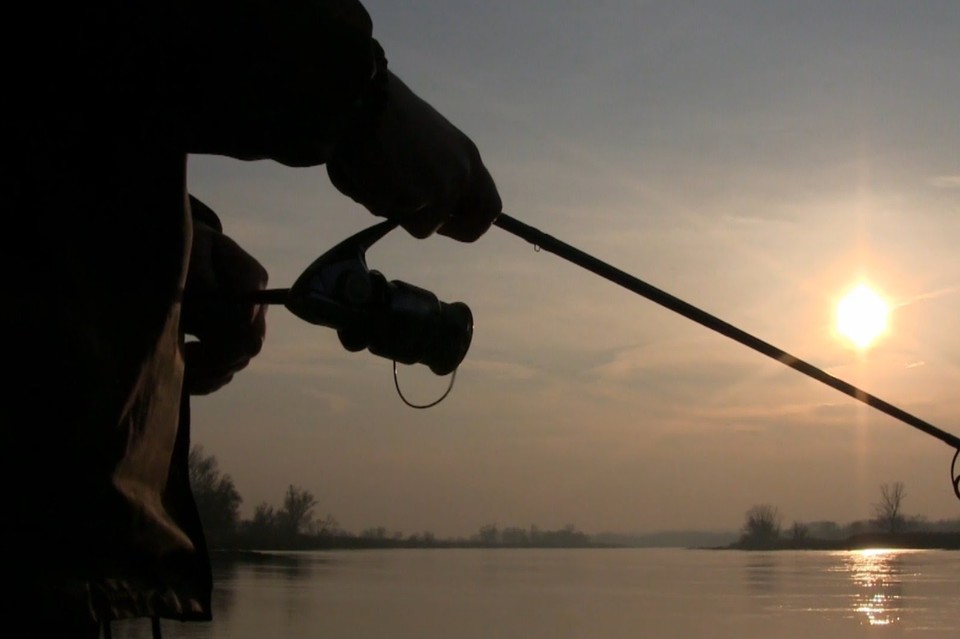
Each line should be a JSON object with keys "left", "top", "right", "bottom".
{"left": 721, "top": 531, "right": 960, "bottom": 551}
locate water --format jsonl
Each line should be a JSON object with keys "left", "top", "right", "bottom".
{"left": 112, "top": 548, "right": 959, "bottom": 638}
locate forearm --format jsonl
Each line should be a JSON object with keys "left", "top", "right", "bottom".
{"left": 169, "top": 0, "right": 382, "bottom": 163}
{"left": 20, "top": 1, "right": 382, "bottom": 164}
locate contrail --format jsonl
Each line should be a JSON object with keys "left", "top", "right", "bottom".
{"left": 895, "top": 286, "right": 960, "bottom": 309}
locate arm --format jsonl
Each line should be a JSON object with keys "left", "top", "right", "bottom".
{"left": 170, "top": 2, "right": 502, "bottom": 240}
{"left": 139, "top": 1, "right": 501, "bottom": 240}
{"left": 159, "top": 0, "right": 382, "bottom": 166}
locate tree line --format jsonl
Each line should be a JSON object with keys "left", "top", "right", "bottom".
{"left": 189, "top": 446, "right": 337, "bottom": 549}
{"left": 735, "top": 482, "right": 960, "bottom": 550}
{"left": 188, "top": 446, "right": 596, "bottom": 550}
{"left": 191, "top": 447, "right": 958, "bottom": 552}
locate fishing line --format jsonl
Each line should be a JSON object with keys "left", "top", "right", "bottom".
{"left": 393, "top": 362, "right": 457, "bottom": 409}
{"left": 494, "top": 213, "right": 960, "bottom": 501}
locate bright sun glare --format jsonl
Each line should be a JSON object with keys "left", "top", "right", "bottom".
{"left": 836, "top": 284, "right": 890, "bottom": 350}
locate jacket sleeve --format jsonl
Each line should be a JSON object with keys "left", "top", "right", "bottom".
{"left": 161, "top": 0, "right": 385, "bottom": 165}
{"left": 19, "top": 1, "right": 385, "bottom": 166}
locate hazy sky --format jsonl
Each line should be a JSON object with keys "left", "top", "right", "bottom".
{"left": 187, "top": 0, "right": 959, "bottom": 537}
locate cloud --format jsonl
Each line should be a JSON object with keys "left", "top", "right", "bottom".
{"left": 587, "top": 337, "right": 751, "bottom": 383}
{"left": 251, "top": 344, "right": 359, "bottom": 380}
{"left": 722, "top": 214, "right": 768, "bottom": 226}
{"left": 928, "top": 175, "right": 960, "bottom": 189}
{"left": 465, "top": 358, "right": 544, "bottom": 381}
{"left": 683, "top": 399, "right": 859, "bottom": 429}
{"left": 894, "top": 286, "right": 960, "bottom": 309}
{"left": 299, "top": 389, "right": 352, "bottom": 414}
{"left": 720, "top": 213, "right": 794, "bottom": 226}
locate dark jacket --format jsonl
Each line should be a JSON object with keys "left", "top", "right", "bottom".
{"left": 6, "top": 0, "right": 382, "bottom": 625}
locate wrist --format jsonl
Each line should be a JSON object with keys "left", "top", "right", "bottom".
{"left": 355, "top": 39, "right": 389, "bottom": 122}
{"left": 335, "top": 39, "right": 390, "bottom": 148}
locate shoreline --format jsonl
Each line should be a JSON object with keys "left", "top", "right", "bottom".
{"left": 209, "top": 531, "right": 960, "bottom": 556}
{"left": 714, "top": 531, "right": 960, "bottom": 552}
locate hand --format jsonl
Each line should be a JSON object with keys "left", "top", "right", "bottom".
{"left": 326, "top": 72, "right": 502, "bottom": 242}
{"left": 181, "top": 214, "right": 269, "bottom": 395}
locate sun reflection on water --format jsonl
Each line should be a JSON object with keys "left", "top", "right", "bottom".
{"left": 845, "top": 548, "right": 905, "bottom": 626}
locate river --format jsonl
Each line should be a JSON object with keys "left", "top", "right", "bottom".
{"left": 110, "top": 548, "right": 959, "bottom": 638}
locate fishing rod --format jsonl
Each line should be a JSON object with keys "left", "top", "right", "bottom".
{"left": 493, "top": 213, "right": 960, "bottom": 501}
{"left": 250, "top": 214, "right": 959, "bottom": 500}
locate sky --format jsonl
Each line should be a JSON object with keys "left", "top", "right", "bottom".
{"left": 187, "top": 0, "right": 960, "bottom": 537}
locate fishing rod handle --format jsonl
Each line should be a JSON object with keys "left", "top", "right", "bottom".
{"left": 246, "top": 288, "right": 291, "bottom": 305}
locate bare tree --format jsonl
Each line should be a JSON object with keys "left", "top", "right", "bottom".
{"left": 362, "top": 526, "right": 389, "bottom": 540}
{"left": 477, "top": 524, "right": 499, "bottom": 546}
{"left": 251, "top": 502, "right": 277, "bottom": 531}
{"left": 873, "top": 482, "right": 906, "bottom": 533}
{"left": 790, "top": 521, "right": 809, "bottom": 542}
{"left": 740, "top": 504, "right": 782, "bottom": 549}
{"left": 277, "top": 485, "right": 317, "bottom": 538}
{"left": 188, "top": 445, "right": 242, "bottom": 545}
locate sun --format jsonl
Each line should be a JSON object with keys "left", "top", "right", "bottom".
{"left": 835, "top": 284, "right": 890, "bottom": 350}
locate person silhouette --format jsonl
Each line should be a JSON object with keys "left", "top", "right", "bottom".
{"left": 7, "top": 2, "right": 500, "bottom": 636}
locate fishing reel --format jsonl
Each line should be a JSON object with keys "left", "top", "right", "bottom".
{"left": 255, "top": 220, "right": 473, "bottom": 377}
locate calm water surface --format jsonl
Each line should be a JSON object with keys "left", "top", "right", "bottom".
{"left": 112, "top": 548, "right": 959, "bottom": 638}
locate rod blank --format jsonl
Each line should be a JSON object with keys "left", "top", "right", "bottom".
{"left": 494, "top": 213, "right": 960, "bottom": 451}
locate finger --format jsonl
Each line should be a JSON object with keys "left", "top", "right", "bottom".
{"left": 249, "top": 303, "right": 268, "bottom": 353}
{"left": 398, "top": 203, "right": 447, "bottom": 239}
{"left": 186, "top": 300, "right": 267, "bottom": 349}
{"left": 212, "top": 235, "right": 269, "bottom": 296}
{"left": 394, "top": 170, "right": 462, "bottom": 239}
{"left": 184, "top": 341, "right": 245, "bottom": 395}
{"left": 438, "top": 164, "right": 502, "bottom": 243}
{"left": 326, "top": 149, "right": 401, "bottom": 221}
{"left": 183, "top": 321, "right": 265, "bottom": 395}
